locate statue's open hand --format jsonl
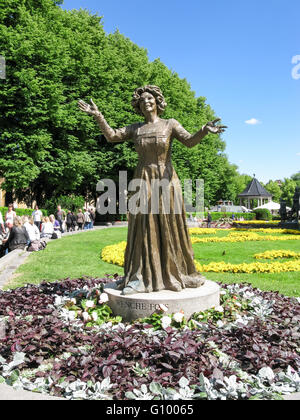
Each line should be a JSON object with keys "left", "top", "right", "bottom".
{"left": 205, "top": 118, "right": 227, "bottom": 134}
{"left": 78, "top": 99, "right": 100, "bottom": 116}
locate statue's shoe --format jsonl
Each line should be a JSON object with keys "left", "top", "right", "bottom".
{"left": 120, "top": 279, "right": 145, "bottom": 295}
{"left": 121, "top": 286, "right": 138, "bottom": 296}
{"left": 167, "top": 283, "right": 183, "bottom": 292}
{"left": 184, "top": 276, "right": 205, "bottom": 288}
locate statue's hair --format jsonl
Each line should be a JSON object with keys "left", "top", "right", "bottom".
{"left": 131, "top": 85, "right": 167, "bottom": 116}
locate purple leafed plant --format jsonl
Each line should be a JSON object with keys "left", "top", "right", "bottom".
{"left": 0, "top": 278, "right": 299, "bottom": 400}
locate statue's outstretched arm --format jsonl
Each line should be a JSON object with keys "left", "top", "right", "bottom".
{"left": 172, "top": 118, "right": 227, "bottom": 148}
{"left": 78, "top": 99, "right": 130, "bottom": 143}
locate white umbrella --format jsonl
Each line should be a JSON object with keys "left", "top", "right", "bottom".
{"left": 254, "top": 202, "right": 292, "bottom": 213}
{"left": 254, "top": 201, "right": 280, "bottom": 211}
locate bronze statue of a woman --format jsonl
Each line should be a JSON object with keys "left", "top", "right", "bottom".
{"left": 78, "top": 85, "right": 226, "bottom": 295}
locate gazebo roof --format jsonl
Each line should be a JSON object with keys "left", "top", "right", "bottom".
{"left": 238, "top": 177, "right": 272, "bottom": 198}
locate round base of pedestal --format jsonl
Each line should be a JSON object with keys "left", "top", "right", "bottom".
{"left": 104, "top": 280, "right": 220, "bottom": 322}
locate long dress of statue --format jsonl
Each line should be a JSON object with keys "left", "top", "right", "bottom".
{"left": 78, "top": 86, "right": 226, "bottom": 295}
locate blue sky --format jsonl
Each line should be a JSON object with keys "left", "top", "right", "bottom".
{"left": 62, "top": 0, "right": 300, "bottom": 183}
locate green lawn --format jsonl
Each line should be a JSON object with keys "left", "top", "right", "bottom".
{"left": 6, "top": 228, "right": 128, "bottom": 290}
{"left": 193, "top": 240, "right": 300, "bottom": 297}
{"left": 5, "top": 227, "right": 300, "bottom": 297}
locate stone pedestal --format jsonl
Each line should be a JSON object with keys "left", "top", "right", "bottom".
{"left": 104, "top": 280, "right": 220, "bottom": 322}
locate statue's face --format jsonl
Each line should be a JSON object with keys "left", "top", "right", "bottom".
{"left": 139, "top": 92, "right": 157, "bottom": 116}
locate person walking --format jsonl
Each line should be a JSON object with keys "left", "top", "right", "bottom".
{"left": 71, "top": 211, "right": 77, "bottom": 231}
{"left": 32, "top": 205, "right": 43, "bottom": 231}
{"left": 84, "top": 208, "right": 91, "bottom": 230}
{"left": 66, "top": 211, "right": 77, "bottom": 232}
{"left": 76, "top": 209, "right": 85, "bottom": 230}
{"left": 55, "top": 205, "right": 66, "bottom": 233}
{"left": 207, "top": 212, "right": 212, "bottom": 228}
{"left": 89, "top": 208, "right": 95, "bottom": 229}
{"left": 66, "top": 210, "right": 73, "bottom": 232}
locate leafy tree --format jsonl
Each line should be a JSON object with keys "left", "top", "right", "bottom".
{"left": 281, "top": 178, "right": 297, "bottom": 207}
{"left": 264, "top": 180, "right": 282, "bottom": 203}
{"left": 44, "top": 194, "right": 85, "bottom": 215}
{"left": 291, "top": 172, "right": 300, "bottom": 187}
{"left": 0, "top": 0, "right": 103, "bottom": 205}
{"left": 0, "top": 0, "right": 237, "bottom": 208}
{"left": 226, "top": 173, "right": 253, "bottom": 205}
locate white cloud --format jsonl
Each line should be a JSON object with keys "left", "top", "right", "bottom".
{"left": 296, "top": 152, "right": 300, "bottom": 156}
{"left": 245, "top": 118, "right": 261, "bottom": 125}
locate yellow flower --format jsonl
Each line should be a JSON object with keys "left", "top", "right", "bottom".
{"left": 254, "top": 250, "right": 300, "bottom": 260}
{"left": 190, "top": 233, "right": 300, "bottom": 244}
{"left": 101, "top": 241, "right": 127, "bottom": 267}
{"left": 235, "top": 220, "right": 280, "bottom": 225}
{"left": 188, "top": 228, "right": 218, "bottom": 235}
{"left": 195, "top": 259, "right": 300, "bottom": 273}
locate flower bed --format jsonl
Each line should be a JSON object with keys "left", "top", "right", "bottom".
{"left": 255, "top": 250, "right": 300, "bottom": 260}
{"left": 101, "top": 241, "right": 127, "bottom": 267}
{"left": 101, "top": 238, "right": 300, "bottom": 273}
{"left": 188, "top": 228, "right": 300, "bottom": 235}
{"left": 234, "top": 221, "right": 280, "bottom": 225}
{"left": 0, "top": 278, "right": 299, "bottom": 400}
{"left": 190, "top": 233, "right": 300, "bottom": 244}
{"left": 194, "top": 260, "right": 300, "bottom": 274}
{"left": 188, "top": 228, "right": 218, "bottom": 235}
{"left": 233, "top": 221, "right": 300, "bottom": 231}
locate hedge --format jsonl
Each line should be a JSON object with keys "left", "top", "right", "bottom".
{"left": 0, "top": 207, "right": 48, "bottom": 218}
{"left": 252, "top": 208, "right": 272, "bottom": 221}
{"left": 190, "top": 212, "right": 256, "bottom": 221}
